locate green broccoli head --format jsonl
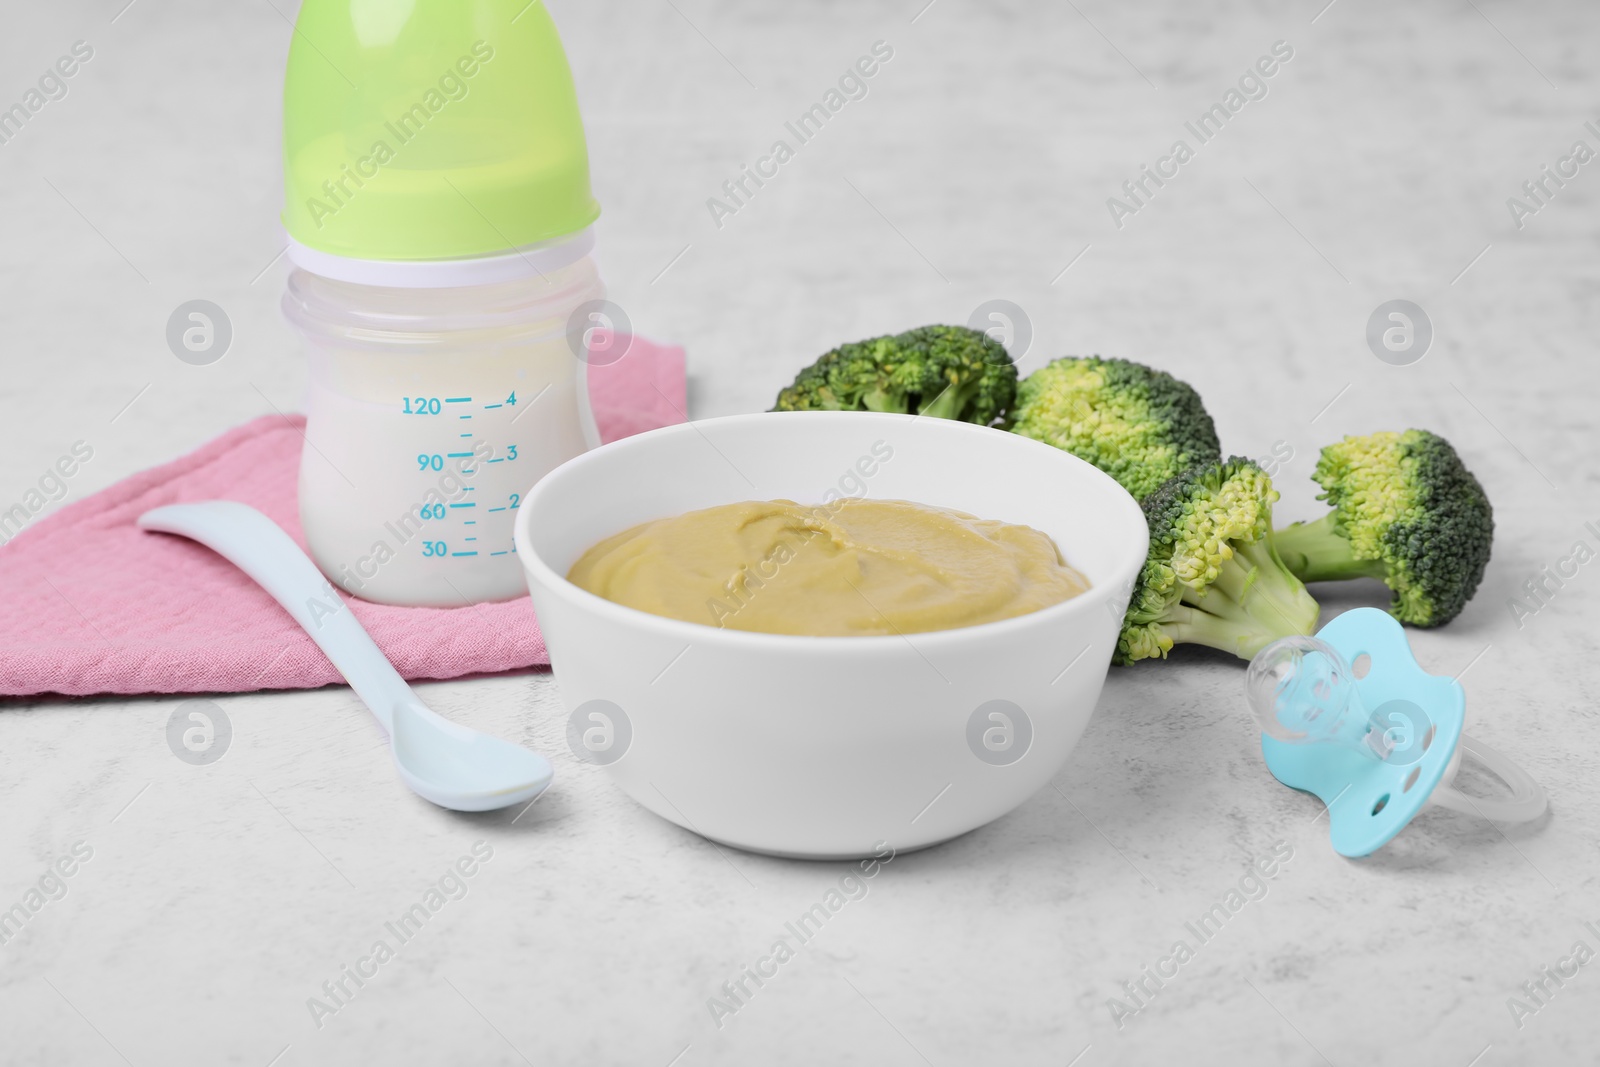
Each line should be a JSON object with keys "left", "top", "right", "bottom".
{"left": 1116, "top": 457, "right": 1321, "bottom": 665}
{"left": 1010, "top": 356, "right": 1221, "bottom": 501}
{"left": 772, "top": 325, "right": 1017, "bottom": 426}
{"left": 1274, "top": 430, "right": 1493, "bottom": 627}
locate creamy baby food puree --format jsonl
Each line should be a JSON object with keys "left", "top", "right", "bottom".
{"left": 567, "top": 499, "right": 1090, "bottom": 636}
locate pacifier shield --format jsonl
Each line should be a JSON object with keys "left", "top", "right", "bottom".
{"left": 1259, "top": 608, "right": 1465, "bottom": 857}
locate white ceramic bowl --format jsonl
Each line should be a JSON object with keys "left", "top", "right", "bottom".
{"left": 515, "top": 412, "right": 1148, "bottom": 859}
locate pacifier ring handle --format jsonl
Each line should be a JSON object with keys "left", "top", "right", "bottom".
{"left": 1428, "top": 732, "right": 1548, "bottom": 825}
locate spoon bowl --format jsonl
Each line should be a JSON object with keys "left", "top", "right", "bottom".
{"left": 391, "top": 699, "right": 551, "bottom": 811}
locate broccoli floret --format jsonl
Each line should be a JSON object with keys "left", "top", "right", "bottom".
{"left": 1116, "top": 458, "right": 1320, "bottom": 664}
{"left": 1010, "top": 356, "right": 1221, "bottom": 501}
{"left": 1273, "top": 430, "right": 1493, "bottom": 627}
{"left": 772, "top": 325, "right": 1017, "bottom": 426}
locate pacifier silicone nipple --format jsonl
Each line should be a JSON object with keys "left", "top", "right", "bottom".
{"left": 1245, "top": 609, "right": 1546, "bottom": 856}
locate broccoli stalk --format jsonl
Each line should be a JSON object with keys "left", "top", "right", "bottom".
{"left": 918, "top": 373, "right": 983, "bottom": 420}
{"left": 1160, "top": 541, "right": 1322, "bottom": 656}
{"left": 1273, "top": 512, "right": 1389, "bottom": 582}
{"left": 1010, "top": 356, "right": 1220, "bottom": 502}
{"left": 1274, "top": 430, "right": 1494, "bottom": 627}
{"left": 773, "top": 325, "right": 1018, "bottom": 426}
{"left": 1117, "top": 458, "right": 1320, "bottom": 664}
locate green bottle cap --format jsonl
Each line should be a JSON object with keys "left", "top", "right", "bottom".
{"left": 281, "top": 0, "right": 600, "bottom": 265}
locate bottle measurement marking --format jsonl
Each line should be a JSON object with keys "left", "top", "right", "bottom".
{"left": 405, "top": 394, "right": 528, "bottom": 568}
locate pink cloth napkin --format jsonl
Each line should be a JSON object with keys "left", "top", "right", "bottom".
{"left": 0, "top": 335, "right": 686, "bottom": 697}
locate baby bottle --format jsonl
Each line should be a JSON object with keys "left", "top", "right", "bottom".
{"left": 279, "top": 0, "right": 604, "bottom": 606}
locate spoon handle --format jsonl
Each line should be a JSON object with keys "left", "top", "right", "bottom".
{"left": 138, "top": 501, "right": 411, "bottom": 733}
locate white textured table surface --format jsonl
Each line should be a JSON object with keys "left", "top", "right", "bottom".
{"left": 3, "top": 1, "right": 1598, "bottom": 1064}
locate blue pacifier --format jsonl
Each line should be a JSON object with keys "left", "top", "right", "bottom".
{"left": 1245, "top": 608, "right": 1546, "bottom": 857}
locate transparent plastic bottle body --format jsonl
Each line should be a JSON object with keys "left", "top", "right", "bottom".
{"left": 283, "top": 252, "right": 602, "bottom": 606}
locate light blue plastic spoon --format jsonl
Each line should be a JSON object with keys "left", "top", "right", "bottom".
{"left": 138, "top": 501, "right": 553, "bottom": 812}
